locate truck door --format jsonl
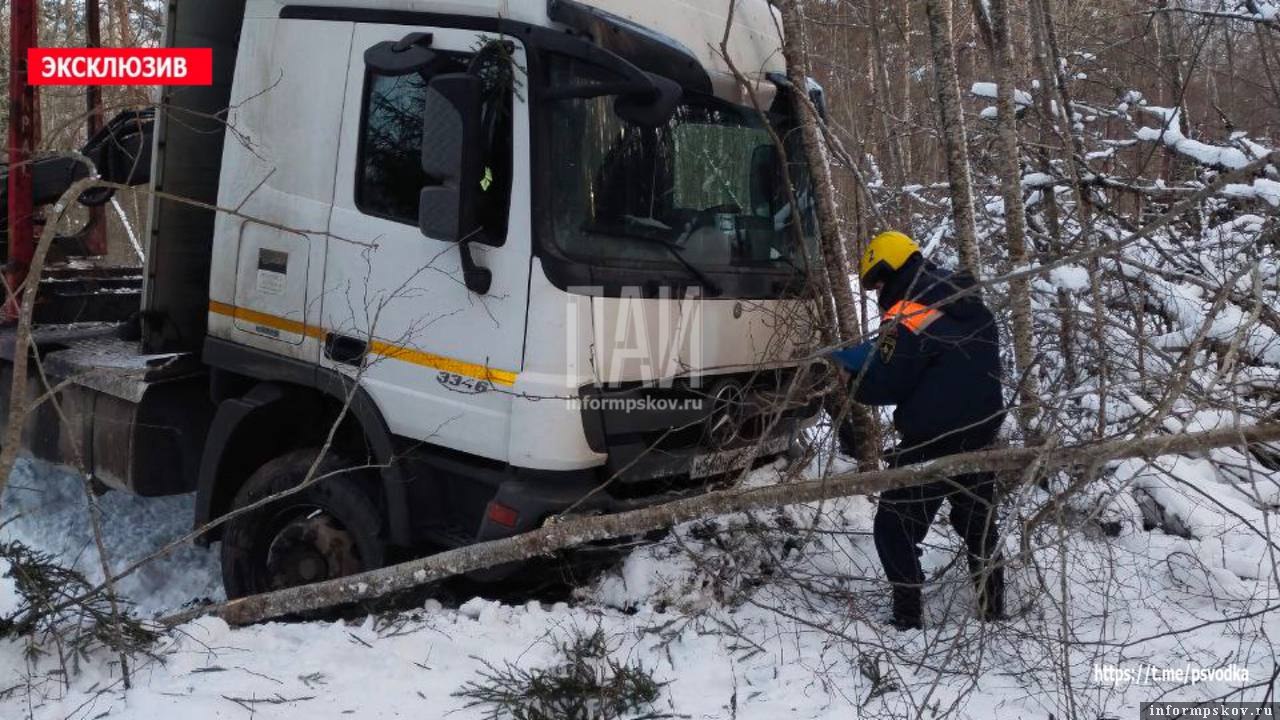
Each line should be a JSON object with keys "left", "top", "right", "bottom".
{"left": 208, "top": 16, "right": 351, "bottom": 359}
{"left": 324, "top": 24, "right": 532, "bottom": 462}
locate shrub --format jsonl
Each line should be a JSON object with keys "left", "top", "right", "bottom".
{"left": 455, "top": 626, "right": 671, "bottom": 720}
{"left": 0, "top": 540, "right": 157, "bottom": 665}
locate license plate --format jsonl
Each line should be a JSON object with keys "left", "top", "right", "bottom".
{"left": 689, "top": 435, "right": 790, "bottom": 479}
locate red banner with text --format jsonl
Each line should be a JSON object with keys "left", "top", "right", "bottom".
{"left": 28, "top": 48, "right": 213, "bottom": 86}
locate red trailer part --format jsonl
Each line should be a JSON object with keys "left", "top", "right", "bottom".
{"left": 6, "top": 0, "right": 40, "bottom": 317}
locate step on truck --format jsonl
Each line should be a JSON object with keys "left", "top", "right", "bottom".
{"left": 0, "top": 0, "right": 828, "bottom": 599}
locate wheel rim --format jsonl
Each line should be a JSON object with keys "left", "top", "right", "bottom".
{"left": 262, "top": 507, "right": 362, "bottom": 590}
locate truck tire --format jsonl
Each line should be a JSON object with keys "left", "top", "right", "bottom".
{"left": 220, "top": 448, "right": 385, "bottom": 600}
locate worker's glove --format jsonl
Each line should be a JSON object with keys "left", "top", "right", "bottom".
{"left": 829, "top": 342, "right": 873, "bottom": 373}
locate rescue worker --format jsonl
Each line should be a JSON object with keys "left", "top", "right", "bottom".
{"left": 830, "top": 231, "right": 1006, "bottom": 630}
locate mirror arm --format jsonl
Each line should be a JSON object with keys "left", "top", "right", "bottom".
{"left": 364, "top": 33, "right": 436, "bottom": 76}
{"left": 457, "top": 238, "right": 492, "bottom": 295}
{"left": 394, "top": 32, "right": 433, "bottom": 52}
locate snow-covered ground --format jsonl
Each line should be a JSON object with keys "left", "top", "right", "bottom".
{"left": 1, "top": 459, "right": 223, "bottom": 616}
{"left": 3, "top": 448, "right": 1278, "bottom": 719}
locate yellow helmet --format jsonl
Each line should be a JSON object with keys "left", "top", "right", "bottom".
{"left": 859, "top": 230, "right": 920, "bottom": 284}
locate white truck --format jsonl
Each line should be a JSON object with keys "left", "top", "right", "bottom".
{"left": 0, "top": 0, "right": 826, "bottom": 598}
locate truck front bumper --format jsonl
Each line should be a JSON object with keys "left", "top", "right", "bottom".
{"left": 473, "top": 419, "right": 802, "bottom": 546}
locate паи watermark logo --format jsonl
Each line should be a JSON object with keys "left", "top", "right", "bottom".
{"left": 564, "top": 286, "right": 707, "bottom": 412}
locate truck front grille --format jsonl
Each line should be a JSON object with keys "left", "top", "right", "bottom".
{"left": 578, "top": 363, "right": 828, "bottom": 488}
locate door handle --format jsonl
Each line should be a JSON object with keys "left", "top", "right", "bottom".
{"left": 324, "top": 333, "right": 368, "bottom": 367}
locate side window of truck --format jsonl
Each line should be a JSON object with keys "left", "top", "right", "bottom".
{"left": 356, "top": 46, "right": 514, "bottom": 245}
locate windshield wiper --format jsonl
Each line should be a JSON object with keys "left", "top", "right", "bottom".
{"left": 640, "top": 236, "right": 722, "bottom": 297}
{"left": 596, "top": 217, "right": 721, "bottom": 296}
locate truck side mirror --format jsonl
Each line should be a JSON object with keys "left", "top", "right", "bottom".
{"left": 419, "top": 73, "right": 491, "bottom": 294}
{"left": 749, "top": 144, "right": 782, "bottom": 215}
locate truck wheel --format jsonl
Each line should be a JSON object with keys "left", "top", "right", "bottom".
{"left": 220, "top": 448, "right": 385, "bottom": 600}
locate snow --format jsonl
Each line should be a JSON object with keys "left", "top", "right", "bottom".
{"left": 1049, "top": 264, "right": 1090, "bottom": 291}
{"left": 0, "top": 459, "right": 223, "bottom": 617}
{"left": 1020, "top": 172, "right": 1055, "bottom": 188}
{"left": 0, "top": 557, "right": 18, "bottom": 618}
{"left": 1127, "top": 267, "right": 1280, "bottom": 365}
{"left": 1136, "top": 107, "right": 1254, "bottom": 169}
{"left": 1223, "top": 178, "right": 1280, "bottom": 207}
{"left": 1118, "top": 453, "right": 1279, "bottom": 582}
{"left": 971, "top": 81, "right": 996, "bottom": 98}
{"left": 3, "top": 443, "right": 1280, "bottom": 719}
{"left": 1230, "top": 131, "right": 1274, "bottom": 159}
{"left": 969, "top": 81, "right": 1032, "bottom": 107}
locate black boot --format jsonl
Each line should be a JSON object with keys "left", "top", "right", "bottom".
{"left": 889, "top": 586, "right": 923, "bottom": 630}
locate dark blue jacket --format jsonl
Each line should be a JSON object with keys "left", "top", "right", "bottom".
{"left": 845, "top": 256, "right": 1005, "bottom": 443}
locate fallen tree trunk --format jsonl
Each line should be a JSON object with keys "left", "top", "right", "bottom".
{"left": 168, "top": 422, "right": 1280, "bottom": 627}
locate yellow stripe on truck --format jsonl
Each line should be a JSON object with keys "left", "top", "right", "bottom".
{"left": 208, "top": 300, "right": 325, "bottom": 340}
{"left": 208, "top": 301, "right": 518, "bottom": 388}
{"left": 366, "top": 339, "right": 518, "bottom": 387}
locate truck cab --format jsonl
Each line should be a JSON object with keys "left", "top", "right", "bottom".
{"left": 3, "top": 0, "right": 827, "bottom": 598}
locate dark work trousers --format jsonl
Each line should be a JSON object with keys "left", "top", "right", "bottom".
{"left": 873, "top": 420, "right": 1004, "bottom": 622}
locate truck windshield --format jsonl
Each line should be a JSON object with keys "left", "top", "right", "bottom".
{"left": 546, "top": 55, "right": 818, "bottom": 279}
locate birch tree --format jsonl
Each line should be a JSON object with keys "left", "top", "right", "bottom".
{"left": 976, "top": 0, "right": 1039, "bottom": 436}
{"left": 776, "top": 0, "right": 861, "bottom": 343}
{"left": 776, "top": 0, "right": 879, "bottom": 466}
{"left": 923, "top": 0, "right": 982, "bottom": 276}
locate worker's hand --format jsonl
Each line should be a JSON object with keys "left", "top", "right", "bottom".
{"left": 829, "top": 342, "right": 873, "bottom": 374}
